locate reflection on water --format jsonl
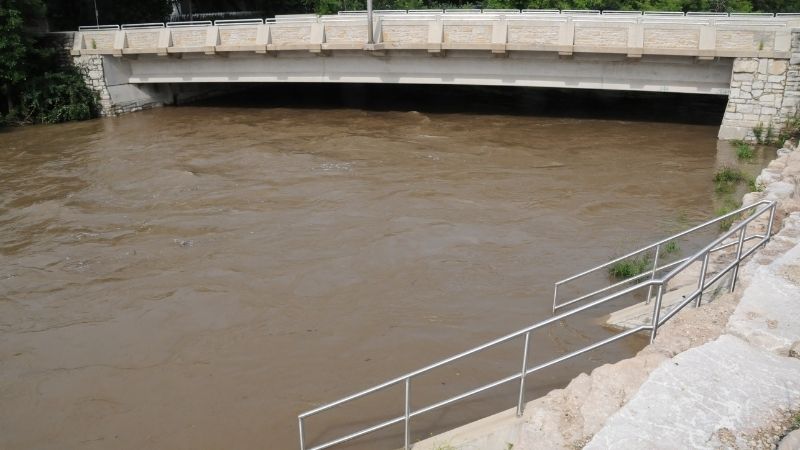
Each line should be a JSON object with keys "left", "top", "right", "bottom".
{"left": 0, "top": 85, "right": 746, "bottom": 449}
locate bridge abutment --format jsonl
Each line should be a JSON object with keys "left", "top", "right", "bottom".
{"left": 719, "top": 31, "right": 800, "bottom": 141}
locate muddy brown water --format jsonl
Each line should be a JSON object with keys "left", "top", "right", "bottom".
{"left": 0, "top": 88, "right": 768, "bottom": 449}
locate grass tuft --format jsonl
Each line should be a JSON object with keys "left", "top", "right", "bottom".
{"left": 714, "top": 166, "right": 748, "bottom": 183}
{"left": 716, "top": 198, "right": 743, "bottom": 231}
{"left": 664, "top": 240, "right": 680, "bottom": 254}
{"left": 609, "top": 253, "right": 652, "bottom": 280}
{"left": 733, "top": 140, "right": 754, "bottom": 159}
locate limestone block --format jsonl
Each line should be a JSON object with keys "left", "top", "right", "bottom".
{"left": 219, "top": 27, "right": 258, "bottom": 46}
{"left": 718, "top": 30, "right": 774, "bottom": 51}
{"left": 125, "top": 30, "right": 159, "bottom": 49}
{"left": 82, "top": 31, "right": 115, "bottom": 50}
{"left": 734, "top": 58, "right": 759, "bottom": 73}
{"left": 507, "top": 24, "right": 559, "bottom": 46}
{"left": 574, "top": 27, "right": 627, "bottom": 48}
{"left": 585, "top": 335, "right": 800, "bottom": 450}
{"left": 771, "top": 60, "right": 789, "bottom": 75}
{"left": 270, "top": 25, "right": 313, "bottom": 44}
{"left": 381, "top": 24, "right": 427, "bottom": 48}
{"left": 171, "top": 29, "right": 206, "bottom": 47}
{"left": 643, "top": 28, "right": 698, "bottom": 49}
{"left": 759, "top": 58, "right": 769, "bottom": 74}
{"left": 727, "top": 243, "right": 800, "bottom": 355}
{"left": 779, "top": 429, "right": 800, "bottom": 450}
{"left": 443, "top": 25, "right": 492, "bottom": 44}
{"left": 324, "top": 24, "right": 368, "bottom": 44}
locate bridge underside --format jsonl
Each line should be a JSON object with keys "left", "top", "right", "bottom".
{"left": 111, "top": 52, "right": 733, "bottom": 95}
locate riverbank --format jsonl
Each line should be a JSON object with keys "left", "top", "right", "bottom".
{"left": 413, "top": 142, "right": 800, "bottom": 449}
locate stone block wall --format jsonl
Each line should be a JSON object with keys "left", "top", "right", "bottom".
{"left": 719, "top": 31, "right": 800, "bottom": 141}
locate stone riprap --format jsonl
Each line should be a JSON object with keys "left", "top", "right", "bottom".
{"left": 585, "top": 334, "right": 800, "bottom": 449}
{"left": 413, "top": 142, "right": 800, "bottom": 449}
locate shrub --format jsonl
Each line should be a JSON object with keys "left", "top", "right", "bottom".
{"left": 16, "top": 66, "right": 97, "bottom": 124}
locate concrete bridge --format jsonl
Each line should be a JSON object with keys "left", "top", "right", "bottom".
{"left": 67, "top": 10, "right": 800, "bottom": 140}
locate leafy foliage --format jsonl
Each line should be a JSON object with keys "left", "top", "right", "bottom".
{"left": 1, "top": 0, "right": 97, "bottom": 126}
{"left": 18, "top": 67, "right": 97, "bottom": 123}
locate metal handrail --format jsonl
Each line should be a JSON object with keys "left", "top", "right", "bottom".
{"left": 298, "top": 200, "right": 776, "bottom": 450}
{"left": 121, "top": 23, "right": 165, "bottom": 29}
{"left": 78, "top": 11, "right": 800, "bottom": 31}
{"left": 78, "top": 25, "right": 119, "bottom": 30}
{"left": 166, "top": 20, "right": 213, "bottom": 28}
{"left": 214, "top": 18, "right": 264, "bottom": 26}
{"left": 552, "top": 200, "right": 773, "bottom": 313}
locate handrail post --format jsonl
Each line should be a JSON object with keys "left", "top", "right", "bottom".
{"left": 695, "top": 252, "right": 710, "bottom": 307}
{"left": 766, "top": 203, "right": 776, "bottom": 239}
{"left": 367, "top": 0, "right": 374, "bottom": 44}
{"left": 646, "top": 245, "right": 660, "bottom": 304}
{"left": 298, "top": 417, "right": 305, "bottom": 450}
{"left": 404, "top": 378, "right": 410, "bottom": 450}
{"left": 552, "top": 283, "right": 559, "bottom": 313}
{"left": 517, "top": 332, "right": 531, "bottom": 416}
{"left": 729, "top": 226, "right": 747, "bottom": 293}
{"left": 649, "top": 283, "right": 664, "bottom": 343}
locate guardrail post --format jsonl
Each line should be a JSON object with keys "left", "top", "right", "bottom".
{"left": 766, "top": 203, "right": 776, "bottom": 239}
{"left": 367, "top": 0, "right": 374, "bottom": 44}
{"left": 517, "top": 332, "right": 531, "bottom": 416}
{"left": 695, "top": 252, "right": 710, "bottom": 307}
{"left": 552, "top": 283, "right": 559, "bottom": 313}
{"left": 404, "top": 378, "right": 411, "bottom": 450}
{"left": 729, "top": 226, "right": 747, "bottom": 293}
{"left": 646, "top": 245, "right": 660, "bottom": 304}
{"left": 298, "top": 417, "right": 305, "bottom": 450}
{"left": 649, "top": 283, "right": 664, "bottom": 343}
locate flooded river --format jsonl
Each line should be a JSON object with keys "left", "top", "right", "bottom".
{"left": 0, "top": 86, "right": 754, "bottom": 449}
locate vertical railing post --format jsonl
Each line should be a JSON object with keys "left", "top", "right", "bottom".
{"left": 646, "top": 245, "right": 660, "bottom": 304}
{"left": 552, "top": 283, "right": 559, "bottom": 313}
{"left": 649, "top": 283, "right": 664, "bottom": 344}
{"left": 404, "top": 377, "right": 410, "bottom": 450}
{"left": 729, "top": 226, "right": 747, "bottom": 293}
{"left": 517, "top": 332, "right": 531, "bottom": 417}
{"left": 298, "top": 417, "right": 305, "bottom": 450}
{"left": 367, "top": 0, "right": 374, "bottom": 44}
{"left": 766, "top": 203, "right": 776, "bottom": 239}
{"left": 695, "top": 252, "right": 710, "bottom": 307}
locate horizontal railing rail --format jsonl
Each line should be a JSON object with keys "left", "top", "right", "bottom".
{"left": 297, "top": 200, "right": 776, "bottom": 450}
{"left": 78, "top": 10, "right": 800, "bottom": 29}
{"left": 121, "top": 23, "right": 165, "bottom": 29}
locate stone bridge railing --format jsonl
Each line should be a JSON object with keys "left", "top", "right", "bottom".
{"left": 72, "top": 11, "right": 799, "bottom": 59}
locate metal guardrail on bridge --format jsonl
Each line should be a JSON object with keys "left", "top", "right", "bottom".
{"left": 297, "top": 199, "right": 777, "bottom": 450}
{"left": 76, "top": 9, "right": 800, "bottom": 29}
